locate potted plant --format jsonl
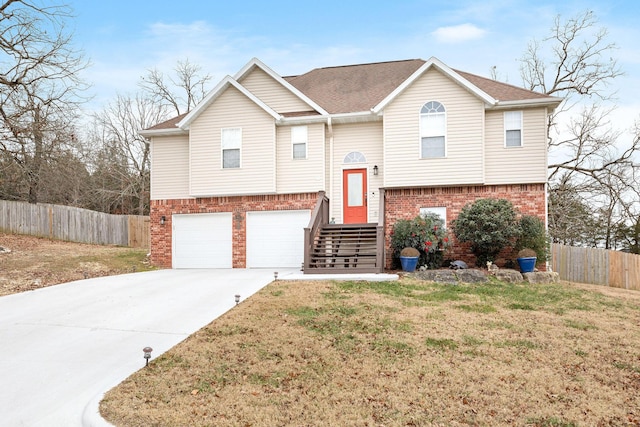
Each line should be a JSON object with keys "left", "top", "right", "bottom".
{"left": 515, "top": 215, "right": 549, "bottom": 273}
{"left": 390, "top": 213, "right": 450, "bottom": 271}
{"left": 516, "top": 248, "right": 537, "bottom": 273}
{"left": 399, "top": 247, "right": 420, "bottom": 272}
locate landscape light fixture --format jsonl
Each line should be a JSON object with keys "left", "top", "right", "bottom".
{"left": 373, "top": 165, "right": 379, "bottom": 175}
{"left": 160, "top": 216, "right": 166, "bottom": 225}
{"left": 274, "top": 271, "right": 278, "bottom": 280}
{"left": 235, "top": 294, "right": 241, "bottom": 305}
{"left": 143, "top": 346, "right": 153, "bottom": 366}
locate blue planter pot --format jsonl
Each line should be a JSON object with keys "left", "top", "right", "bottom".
{"left": 400, "top": 256, "right": 419, "bottom": 272}
{"left": 517, "top": 257, "right": 537, "bottom": 273}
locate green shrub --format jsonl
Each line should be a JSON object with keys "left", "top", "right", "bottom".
{"left": 516, "top": 215, "right": 548, "bottom": 262}
{"left": 391, "top": 213, "right": 450, "bottom": 269}
{"left": 451, "top": 198, "right": 519, "bottom": 266}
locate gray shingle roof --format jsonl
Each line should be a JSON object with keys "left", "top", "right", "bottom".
{"left": 283, "top": 59, "right": 425, "bottom": 114}
{"left": 145, "top": 112, "right": 188, "bottom": 131}
{"left": 147, "top": 58, "right": 555, "bottom": 130}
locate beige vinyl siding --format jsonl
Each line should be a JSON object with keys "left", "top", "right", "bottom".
{"left": 240, "top": 67, "right": 312, "bottom": 114}
{"left": 150, "top": 134, "right": 190, "bottom": 200}
{"left": 485, "top": 108, "right": 548, "bottom": 184}
{"left": 189, "top": 86, "right": 276, "bottom": 196}
{"left": 276, "top": 123, "right": 325, "bottom": 193}
{"left": 384, "top": 68, "right": 485, "bottom": 188}
{"left": 329, "top": 121, "right": 383, "bottom": 223}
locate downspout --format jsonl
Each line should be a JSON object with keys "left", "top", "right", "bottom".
{"left": 327, "top": 117, "right": 334, "bottom": 213}
{"left": 544, "top": 107, "right": 550, "bottom": 272}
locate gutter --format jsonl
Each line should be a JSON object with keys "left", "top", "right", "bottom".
{"left": 327, "top": 117, "right": 334, "bottom": 214}
{"left": 491, "top": 97, "right": 564, "bottom": 110}
{"left": 139, "top": 127, "right": 188, "bottom": 138}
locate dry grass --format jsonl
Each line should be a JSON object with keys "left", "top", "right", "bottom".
{"left": 101, "top": 277, "right": 640, "bottom": 427}
{"left": 0, "top": 232, "right": 154, "bottom": 296}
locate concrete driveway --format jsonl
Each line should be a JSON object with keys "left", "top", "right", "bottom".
{"left": 0, "top": 269, "right": 283, "bottom": 426}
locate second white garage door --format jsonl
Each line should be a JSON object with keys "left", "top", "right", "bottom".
{"left": 246, "top": 210, "right": 310, "bottom": 268}
{"left": 172, "top": 213, "right": 232, "bottom": 268}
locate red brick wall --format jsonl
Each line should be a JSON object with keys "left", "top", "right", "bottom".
{"left": 151, "top": 185, "right": 546, "bottom": 271}
{"left": 150, "top": 193, "right": 319, "bottom": 268}
{"left": 384, "top": 184, "right": 547, "bottom": 270}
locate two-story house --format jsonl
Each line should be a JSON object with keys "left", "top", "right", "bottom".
{"left": 141, "top": 57, "right": 561, "bottom": 271}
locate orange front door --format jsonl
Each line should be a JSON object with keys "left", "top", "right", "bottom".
{"left": 343, "top": 168, "right": 368, "bottom": 224}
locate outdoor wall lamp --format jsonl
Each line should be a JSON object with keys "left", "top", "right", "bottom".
{"left": 160, "top": 215, "right": 166, "bottom": 225}
{"left": 235, "top": 294, "right": 241, "bottom": 305}
{"left": 373, "top": 165, "right": 379, "bottom": 175}
{"left": 143, "top": 346, "right": 153, "bottom": 366}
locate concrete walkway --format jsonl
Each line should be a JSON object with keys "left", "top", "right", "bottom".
{"left": 0, "top": 269, "right": 284, "bottom": 427}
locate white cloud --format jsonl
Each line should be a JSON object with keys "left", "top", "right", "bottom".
{"left": 431, "top": 23, "right": 487, "bottom": 44}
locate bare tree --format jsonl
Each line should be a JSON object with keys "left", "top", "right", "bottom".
{"left": 90, "top": 94, "right": 169, "bottom": 215}
{"left": 86, "top": 59, "right": 212, "bottom": 214}
{"left": 0, "top": 0, "right": 88, "bottom": 204}
{"left": 519, "top": 10, "right": 640, "bottom": 247}
{"left": 520, "top": 11, "right": 621, "bottom": 100}
{"left": 138, "top": 59, "right": 212, "bottom": 115}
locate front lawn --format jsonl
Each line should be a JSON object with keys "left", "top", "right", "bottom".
{"left": 101, "top": 277, "right": 640, "bottom": 426}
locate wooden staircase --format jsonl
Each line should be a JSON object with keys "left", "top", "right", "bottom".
{"left": 306, "top": 223, "right": 381, "bottom": 273}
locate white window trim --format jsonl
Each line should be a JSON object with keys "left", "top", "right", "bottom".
{"left": 221, "top": 127, "right": 242, "bottom": 169}
{"left": 291, "top": 125, "right": 307, "bottom": 160}
{"left": 419, "top": 101, "right": 447, "bottom": 159}
{"left": 504, "top": 111, "right": 523, "bottom": 148}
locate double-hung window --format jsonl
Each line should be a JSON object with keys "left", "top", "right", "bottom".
{"left": 291, "top": 126, "right": 307, "bottom": 159}
{"left": 504, "top": 111, "right": 523, "bottom": 147}
{"left": 221, "top": 127, "right": 241, "bottom": 168}
{"left": 420, "top": 101, "right": 446, "bottom": 158}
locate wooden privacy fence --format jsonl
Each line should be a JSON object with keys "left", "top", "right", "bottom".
{"left": 0, "top": 200, "right": 150, "bottom": 248}
{"left": 551, "top": 244, "right": 640, "bottom": 291}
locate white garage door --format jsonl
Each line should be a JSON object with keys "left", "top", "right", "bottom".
{"left": 172, "top": 213, "right": 232, "bottom": 268}
{"left": 246, "top": 210, "right": 310, "bottom": 268}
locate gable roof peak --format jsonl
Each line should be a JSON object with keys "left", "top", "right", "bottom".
{"left": 177, "top": 75, "right": 281, "bottom": 129}
{"left": 234, "top": 57, "right": 328, "bottom": 115}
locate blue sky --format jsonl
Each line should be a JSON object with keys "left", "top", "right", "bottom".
{"left": 68, "top": 0, "right": 640, "bottom": 141}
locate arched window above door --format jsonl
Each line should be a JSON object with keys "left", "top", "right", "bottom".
{"left": 343, "top": 151, "right": 366, "bottom": 164}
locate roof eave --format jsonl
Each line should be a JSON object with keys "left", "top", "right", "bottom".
{"left": 492, "top": 97, "right": 564, "bottom": 110}
{"left": 330, "top": 111, "right": 380, "bottom": 124}
{"left": 139, "top": 127, "right": 188, "bottom": 138}
{"left": 278, "top": 111, "right": 381, "bottom": 125}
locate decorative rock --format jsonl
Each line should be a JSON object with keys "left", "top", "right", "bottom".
{"left": 412, "top": 269, "right": 458, "bottom": 284}
{"left": 495, "top": 269, "right": 523, "bottom": 283}
{"left": 523, "top": 271, "right": 560, "bottom": 284}
{"left": 411, "top": 268, "right": 560, "bottom": 285}
{"left": 0, "top": 246, "right": 11, "bottom": 254}
{"left": 411, "top": 269, "right": 489, "bottom": 284}
{"left": 455, "top": 269, "right": 489, "bottom": 283}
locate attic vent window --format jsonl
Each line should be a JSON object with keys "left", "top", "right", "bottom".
{"left": 344, "top": 152, "right": 366, "bottom": 164}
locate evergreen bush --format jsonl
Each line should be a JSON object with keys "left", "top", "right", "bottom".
{"left": 451, "top": 198, "right": 519, "bottom": 266}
